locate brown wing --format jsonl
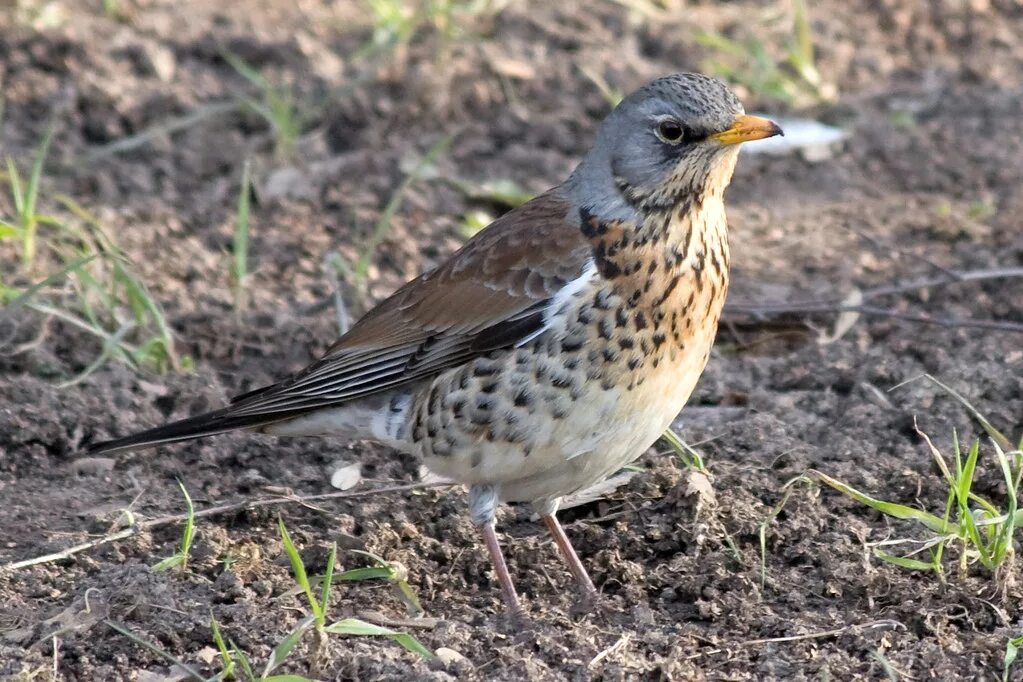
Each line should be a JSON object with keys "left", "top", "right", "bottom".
{"left": 84, "top": 188, "right": 592, "bottom": 456}
{"left": 225, "top": 188, "right": 592, "bottom": 417}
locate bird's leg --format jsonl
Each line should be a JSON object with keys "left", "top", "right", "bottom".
{"left": 479, "top": 521, "right": 522, "bottom": 615}
{"left": 541, "top": 511, "right": 598, "bottom": 603}
{"left": 469, "top": 484, "right": 522, "bottom": 615}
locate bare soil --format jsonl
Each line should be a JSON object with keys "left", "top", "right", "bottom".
{"left": 2, "top": 1, "right": 1022, "bottom": 680}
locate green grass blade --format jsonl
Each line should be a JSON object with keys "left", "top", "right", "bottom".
{"left": 694, "top": 30, "right": 744, "bottom": 55}
{"left": 114, "top": 263, "right": 178, "bottom": 371}
{"left": 874, "top": 551, "right": 939, "bottom": 572}
{"left": 1005, "top": 635, "right": 1023, "bottom": 682}
{"left": 266, "top": 91, "right": 301, "bottom": 158}
{"left": 277, "top": 517, "right": 321, "bottom": 621}
{"left": 25, "top": 301, "right": 140, "bottom": 366}
{"left": 152, "top": 480, "right": 196, "bottom": 571}
{"left": 455, "top": 177, "right": 534, "bottom": 208}
{"left": 952, "top": 429, "right": 964, "bottom": 480}
{"left": 337, "top": 566, "right": 394, "bottom": 582}
{"left": 788, "top": 0, "right": 820, "bottom": 88}
{"left": 925, "top": 374, "right": 1012, "bottom": 449}
{"left": 758, "top": 476, "right": 810, "bottom": 589}
{"left": 577, "top": 64, "right": 624, "bottom": 107}
{"left": 210, "top": 615, "right": 236, "bottom": 678}
{"left": 956, "top": 439, "right": 980, "bottom": 506}
{"left": 345, "top": 550, "right": 423, "bottom": 614}
{"left": 990, "top": 441, "right": 1019, "bottom": 565}
{"left": 104, "top": 620, "right": 204, "bottom": 680}
{"left": 54, "top": 192, "right": 110, "bottom": 232}
{"left": 25, "top": 122, "right": 56, "bottom": 223}
{"left": 393, "top": 579, "right": 424, "bottom": 616}
{"left": 813, "top": 470, "right": 956, "bottom": 534}
{"left": 349, "top": 549, "right": 390, "bottom": 564}
{"left": 967, "top": 489, "right": 1002, "bottom": 520}
{"left": 954, "top": 440, "right": 993, "bottom": 567}
{"left": 659, "top": 428, "right": 707, "bottom": 472}
{"left": 229, "top": 638, "right": 257, "bottom": 680}
{"left": 32, "top": 214, "right": 63, "bottom": 227}
{"left": 2, "top": 253, "right": 96, "bottom": 313}
{"left": 320, "top": 541, "right": 337, "bottom": 615}
{"left": 222, "top": 51, "right": 270, "bottom": 90}
{"left": 6, "top": 157, "right": 25, "bottom": 218}
{"left": 232, "top": 158, "right": 252, "bottom": 313}
{"left": 117, "top": 266, "right": 149, "bottom": 320}
{"left": 792, "top": 0, "right": 813, "bottom": 66}
{"left": 261, "top": 614, "right": 314, "bottom": 677}
{"left": 355, "top": 132, "right": 456, "bottom": 286}
{"left": 56, "top": 322, "right": 135, "bottom": 388}
{"left": 323, "top": 617, "right": 433, "bottom": 659}
{"left": 237, "top": 96, "right": 273, "bottom": 126}
{"left": 74, "top": 260, "right": 117, "bottom": 313}
{"left": 179, "top": 481, "right": 196, "bottom": 564}
{"left": 16, "top": 122, "right": 56, "bottom": 267}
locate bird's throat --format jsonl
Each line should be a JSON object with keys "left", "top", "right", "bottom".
{"left": 579, "top": 193, "right": 730, "bottom": 300}
{"left": 577, "top": 191, "right": 731, "bottom": 368}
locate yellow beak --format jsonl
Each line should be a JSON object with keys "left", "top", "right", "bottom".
{"left": 711, "top": 114, "right": 784, "bottom": 145}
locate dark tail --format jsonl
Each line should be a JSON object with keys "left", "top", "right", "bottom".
{"left": 86, "top": 408, "right": 294, "bottom": 456}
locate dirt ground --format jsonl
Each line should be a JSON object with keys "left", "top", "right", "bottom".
{"left": 2, "top": 0, "right": 1022, "bottom": 679}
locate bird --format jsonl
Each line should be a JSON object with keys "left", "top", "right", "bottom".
{"left": 87, "top": 73, "right": 781, "bottom": 615}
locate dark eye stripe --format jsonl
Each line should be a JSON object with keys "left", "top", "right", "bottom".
{"left": 685, "top": 127, "right": 709, "bottom": 142}
{"left": 657, "top": 120, "right": 711, "bottom": 145}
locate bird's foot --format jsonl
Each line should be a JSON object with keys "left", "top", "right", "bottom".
{"left": 578, "top": 586, "right": 601, "bottom": 610}
{"left": 567, "top": 586, "right": 607, "bottom": 619}
{"left": 493, "top": 601, "right": 530, "bottom": 631}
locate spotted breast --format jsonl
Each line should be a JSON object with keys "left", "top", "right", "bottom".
{"left": 409, "top": 181, "right": 731, "bottom": 513}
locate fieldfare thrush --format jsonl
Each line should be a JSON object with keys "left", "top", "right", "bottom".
{"left": 88, "top": 73, "right": 782, "bottom": 614}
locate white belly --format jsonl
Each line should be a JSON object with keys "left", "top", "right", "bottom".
{"left": 497, "top": 320, "right": 718, "bottom": 506}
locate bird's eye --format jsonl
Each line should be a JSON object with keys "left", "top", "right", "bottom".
{"left": 657, "top": 119, "right": 685, "bottom": 143}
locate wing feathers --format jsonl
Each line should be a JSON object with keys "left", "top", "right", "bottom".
{"left": 221, "top": 188, "right": 590, "bottom": 421}
{"left": 89, "top": 188, "right": 592, "bottom": 454}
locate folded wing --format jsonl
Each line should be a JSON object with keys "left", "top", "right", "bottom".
{"left": 87, "top": 188, "right": 591, "bottom": 454}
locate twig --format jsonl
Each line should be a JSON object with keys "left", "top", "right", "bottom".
{"left": 727, "top": 266, "right": 1023, "bottom": 314}
{"left": 857, "top": 266, "right": 1023, "bottom": 299}
{"left": 733, "top": 619, "right": 904, "bottom": 646}
{"left": 853, "top": 306, "right": 1023, "bottom": 333}
{"left": 356, "top": 610, "right": 440, "bottom": 630}
{"left": 725, "top": 266, "right": 1023, "bottom": 334}
{"left": 84, "top": 101, "right": 239, "bottom": 161}
{"left": 843, "top": 224, "right": 963, "bottom": 282}
{"left": 1, "top": 481, "right": 451, "bottom": 573}
{"left": 3, "top": 528, "right": 137, "bottom": 573}
{"left": 686, "top": 619, "right": 905, "bottom": 659}
{"left": 589, "top": 634, "right": 631, "bottom": 668}
{"left": 733, "top": 304, "right": 1023, "bottom": 334}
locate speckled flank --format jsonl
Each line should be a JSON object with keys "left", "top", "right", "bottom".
{"left": 410, "top": 177, "right": 732, "bottom": 509}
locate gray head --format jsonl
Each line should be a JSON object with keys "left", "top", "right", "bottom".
{"left": 567, "top": 73, "right": 781, "bottom": 219}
